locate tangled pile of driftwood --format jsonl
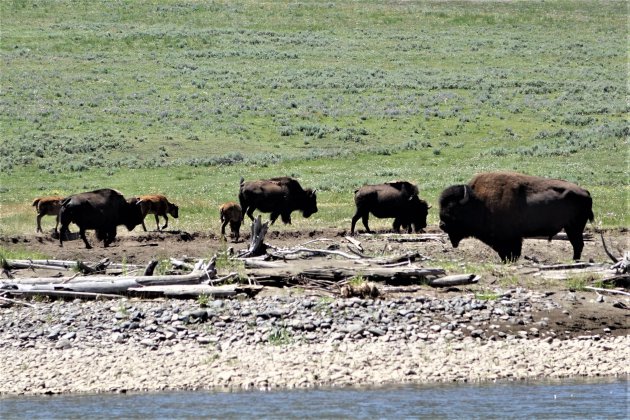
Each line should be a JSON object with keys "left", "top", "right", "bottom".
{"left": 1, "top": 217, "right": 627, "bottom": 303}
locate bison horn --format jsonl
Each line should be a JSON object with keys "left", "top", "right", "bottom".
{"left": 459, "top": 186, "right": 470, "bottom": 204}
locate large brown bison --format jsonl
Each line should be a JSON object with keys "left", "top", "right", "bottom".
{"left": 239, "top": 177, "right": 317, "bottom": 225}
{"left": 32, "top": 195, "right": 64, "bottom": 233}
{"left": 439, "top": 171, "right": 594, "bottom": 262}
{"left": 59, "top": 188, "right": 144, "bottom": 249}
{"left": 351, "top": 181, "right": 429, "bottom": 235}
{"left": 219, "top": 201, "right": 242, "bottom": 242}
{"left": 136, "top": 194, "right": 179, "bottom": 231}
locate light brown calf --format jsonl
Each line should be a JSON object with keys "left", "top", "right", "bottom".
{"left": 137, "top": 194, "right": 179, "bottom": 231}
{"left": 32, "top": 196, "right": 64, "bottom": 233}
{"left": 220, "top": 201, "right": 242, "bottom": 242}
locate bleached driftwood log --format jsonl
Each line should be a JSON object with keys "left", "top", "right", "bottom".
{"left": 0, "top": 260, "right": 217, "bottom": 296}
{"left": 428, "top": 274, "right": 480, "bottom": 288}
{"left": 584, "top": 286, "right": 630, "bottom": 297}
{"left": 384, "top": 233, "right": 446, "bottom": 243}
{"left": 128, "top": 284, "right": 264, "bottom": 298}
{"left": 247, "top": 263, "right": 445, "bottom": 283}
{"left": 4, "top": 259, "right": 143, "bottom": 271}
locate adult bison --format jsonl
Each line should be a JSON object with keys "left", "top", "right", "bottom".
{"left": 58, "top": 188, "right": 144, "bottom": 249}
{"left": 438, "top": 172, "right": 594, "bottom": 262}
{"left": 351, "top": 181, "right": 429, "bottom": 235}
{"left": 239, "top": 177, "right": 317, "bottom": 225}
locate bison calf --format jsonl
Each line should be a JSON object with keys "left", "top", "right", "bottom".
{"left": 136, "top": 194, "right": 179, "bottom": 231}
{"left": 32, "top": 195, "right": 64, "bottom": 233}
{"left": 219, "top": 201, "right": 242, "bottom": 242}
{"left": 439, "top": 171, "right": 594, "bottom": 262}
{"left": 351, "top": 181, "right": 429, "bottom": 235}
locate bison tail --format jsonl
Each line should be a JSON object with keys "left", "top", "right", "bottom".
{"left": 239, "top": 177, "right": 245, "bottom": 187}
{"left": 32, "top": 198, "right": 40, "bottom": 206}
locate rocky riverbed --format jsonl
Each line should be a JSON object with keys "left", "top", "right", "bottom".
{"left": 1, "top": 288, "right": 628, "bottom": 395}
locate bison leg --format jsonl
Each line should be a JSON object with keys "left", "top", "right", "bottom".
{"left": 155, "top": 214, "right": 161, "bottom": 231}
{"left": 269, "top": 212, "right": 280, "bottom": 225}
{"left": 245, "top": 207, "right": 256, "bottom": 222}
{"left": 59, "top": 223, "right": 70, "bottom": 247}
{"left": 103, "top": 228, "right": 117, "bottom": 247}
{"left": 161, "top": 214, "right": 169, "bottom": 230}
{"left": 361, "top": 214, "right": 371, "bottom": 233}
{"left": 280, "top": 212, "right": 291, "bottom": 224}
{"left": 221, "top": 219, "right": 229, "bottom": 238}
{"left": 350, "top": 212, "right": 362, "bottom": 235}
{"left": 230, "top": 221, "right": 241, "bottom": 242}
{"left": 495, "top": 239, "right": 522, "bottom": 263}
{"left": 54, "top": 214, "right": 59, "bottom": 233}
{"left": 392, "top": 218, "right": 403, "bottom": 234}
{"left": 141, "top": 218, "right": 148, "bottom": 232}
{"left": 36, "top": 214, "right": 43, "bottom": 233}
{"left": 565, "top": 227, "right": 585, "bottom": 261}
{"left": 79, "top": 228, "right": 92, "bottom": 249}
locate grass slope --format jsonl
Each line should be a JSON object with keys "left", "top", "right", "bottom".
{"left": 1, "top": 0, "right": 627, "bottom": 235}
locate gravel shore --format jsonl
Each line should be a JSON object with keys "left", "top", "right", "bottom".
{"left": 1, "top": 289, "right": 628, "bottom": 395}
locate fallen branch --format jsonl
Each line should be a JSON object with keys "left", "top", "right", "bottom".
{"left": 0, "top": 294, "right": 37, "bottom": 307}
{"left": 128, "top": 284, "right": 263, "bottom": 298}
{"left": 8, "top": 290, "right": 125, "bottom": 300}
{"left": 367, "top": 251, "right": 427, "bottom": 265}
{"left": 385, "top": 233, "right": 446, "bottom": 243}
{"left": 143, "top": 260, "right": 159, "bottom": 276}
{"left": 270, "top": 247, "right": 361, "bottom": 260}
{"left": 584, "top": 286, "right": 630, "bottom": 297}
{"left": 344, "top": 236, "right": 363, "bottom": 252}
{"left": 538, "top": 262, "right": 599, "bottom": 270}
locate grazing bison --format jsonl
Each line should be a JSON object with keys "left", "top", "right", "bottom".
{"left": 32, "top": 195, "right": 64, "bottom": 233}
{"left": 439, "top": 171, "right": 594, "bottom": 262}
{"left": 136, "top": 194, "right": 179, "bottom": 231}
{"left": 351, "top": 181, "right": 430, "bottom": 235}
{"left": 219, "top": 201, "right": 243, "bottom": 242}
{"left": 239, "top": 177, "right": 317, "bottom": 225}
{"left": 59, "top": 188, "right": 144, "bottom": 249}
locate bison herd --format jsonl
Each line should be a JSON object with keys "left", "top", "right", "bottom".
{"left": 32, "top": 171, "right": 594, "bottom": 262}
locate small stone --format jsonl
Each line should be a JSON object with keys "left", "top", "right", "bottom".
{"left": 368, "top": 328, "right": 386, "bottom": 337}
{"left": 140, "top": 339, "right": 156, "bottom": 347}
{"left": 470, "top": 329, "right": 483, "bottom": 338}
{"left": 55, "top": 339, "right": 71, "bottom": 349}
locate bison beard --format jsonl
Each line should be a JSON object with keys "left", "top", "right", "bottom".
{"left": 439, "top": 172, "right": 594, "bottom": 262}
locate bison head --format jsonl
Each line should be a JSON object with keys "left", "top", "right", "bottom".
{"left": 438, "top": 184, "right": 481, "bottom": 247}
{"left": 300, "top": 189, "right": 318, "bottom": 218}
{"left": 410, "top": 195, "right": 430, "bottom": 232}
{"left": 168, "top": 203, "right": 179, "bottom": 219}
{"left": 123, "top": 197, "right": 145, "bottom": 231}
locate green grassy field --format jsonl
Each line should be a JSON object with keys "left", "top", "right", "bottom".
{"left": 1, "top": 0, "right": 627, "bottom": 235}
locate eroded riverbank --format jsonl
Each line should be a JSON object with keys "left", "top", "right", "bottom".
{"left": 1, "top": 289, "right": 628, "bottom": 395}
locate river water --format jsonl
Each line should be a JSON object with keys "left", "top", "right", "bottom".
{"left": 1, "top": 377, "right": 627, "bottom": 419}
